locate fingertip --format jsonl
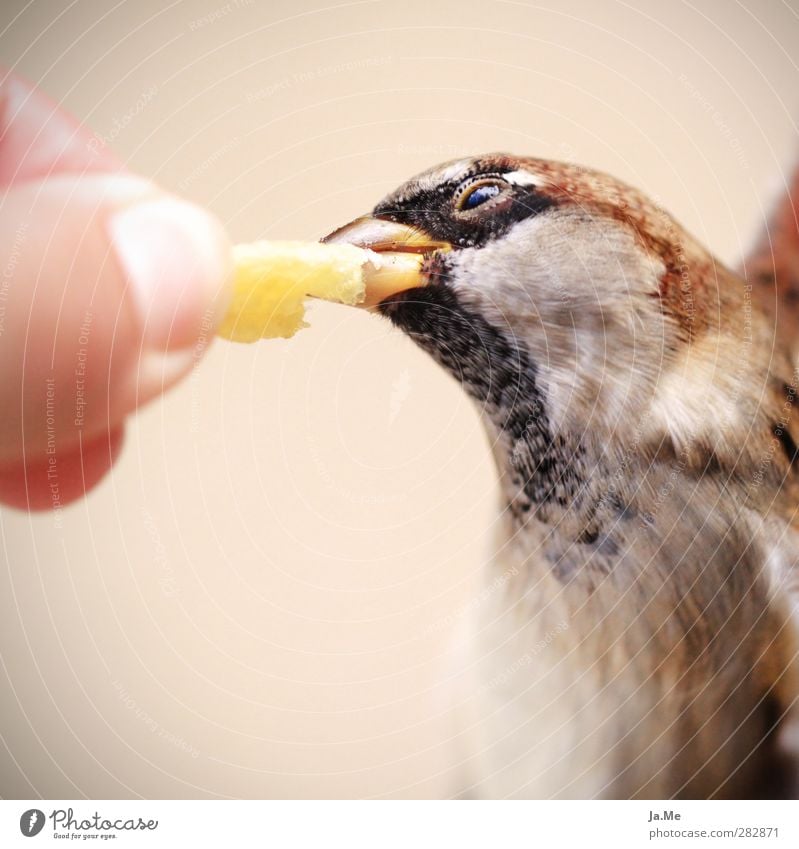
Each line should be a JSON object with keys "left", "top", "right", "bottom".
{"left": 0, "top": 69, "right": 124, "bottom": 184}
{"left": 0, "top": 427, "right": 124, "bottom": 511}
{"left": 109, "top": 196, "right": 234, "bottom": 353}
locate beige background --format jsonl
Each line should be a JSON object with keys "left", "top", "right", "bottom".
{"left": 0, "top": 0, "right": 798, "bottom": 799}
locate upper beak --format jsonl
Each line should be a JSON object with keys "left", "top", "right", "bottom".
{"left": 322, "top": 216, "right": 451, "bottom": 307}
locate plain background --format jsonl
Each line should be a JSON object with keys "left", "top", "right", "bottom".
{"left": 1, "top": 0, "right": 798, "bottom": 799}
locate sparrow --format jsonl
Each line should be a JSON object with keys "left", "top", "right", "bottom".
{"left": 323, "top": 154, "right": 799, "bottom": 799}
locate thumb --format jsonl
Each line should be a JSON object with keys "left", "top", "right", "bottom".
{"left": 0, "top": 172, "right": 232, "bottom": 508}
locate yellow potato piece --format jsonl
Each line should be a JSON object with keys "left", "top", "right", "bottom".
{"left": 218, "top": 240, "right": 371, "bottom": 342}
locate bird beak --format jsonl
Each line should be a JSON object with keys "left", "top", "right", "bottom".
{"left": 322, "top": 216, "right": 451, "bottom": 307}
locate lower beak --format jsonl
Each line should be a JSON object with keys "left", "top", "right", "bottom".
{"left": 322, "top": 216, "right": 450, "bottom": 307}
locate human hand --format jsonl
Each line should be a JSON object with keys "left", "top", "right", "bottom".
{"left": 0, "top": 71, "right": 233, "bottom": 510}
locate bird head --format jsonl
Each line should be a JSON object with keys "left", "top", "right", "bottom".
{"left": 324, "top": 154, "right": 757, "bottom": 514}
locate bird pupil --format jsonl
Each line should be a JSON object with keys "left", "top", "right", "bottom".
{"left": 464, "top": 183, "right": 500, "bottom": 209}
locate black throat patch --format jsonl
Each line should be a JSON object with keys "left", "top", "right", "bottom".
{"left": 378, "top": 283, "right": 584, "bottom": 517}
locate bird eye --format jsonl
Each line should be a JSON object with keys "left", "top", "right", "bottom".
{"left": 456, "top": 180, "right": 504, "bottom": 212}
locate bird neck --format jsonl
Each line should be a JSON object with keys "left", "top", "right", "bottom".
{"left": 484, "top": 406, "right": 587, "bottom": 526}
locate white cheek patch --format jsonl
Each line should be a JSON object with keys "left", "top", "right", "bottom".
{"left": 447, "top": 213, "right": 668, "bottom": 432}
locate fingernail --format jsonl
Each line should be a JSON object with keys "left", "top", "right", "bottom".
{"left": 109, "top": 196, "right": 232, "bottom": 351}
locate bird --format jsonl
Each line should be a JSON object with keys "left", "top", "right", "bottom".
{"left": 323, "top": 153, "right": 799, "bottom": 799}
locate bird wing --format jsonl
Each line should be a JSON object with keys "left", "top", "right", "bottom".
{"left": 743, "top": 166, "right": 799, "bottom": 343}
{"left": 740, "top": 166, "right": 799, "bottom": 797}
